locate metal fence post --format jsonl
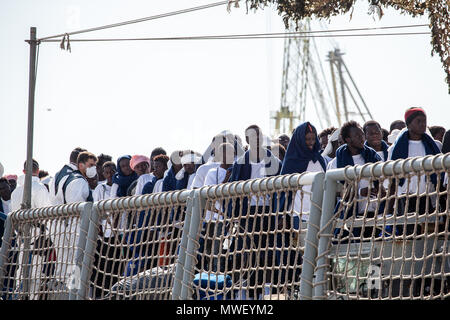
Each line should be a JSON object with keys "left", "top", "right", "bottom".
{"left": 180, "top": 189, "right": 204, "bottom": 299}
{"left": 68, "top": 202, "right": 93, "bottom": 300}
{"left": 75, "top": 203, "right": 100, "bottom": 300}
{"left": 313, "top": 174, "right": 338, "bottom": 300}
{"left": 299, "top": 172, "right": 325, "bottom": 300}
{"left": 172, "top": 190, "right": 195, "bottom": 300}
{"left": 0, "top": 214, "right": 14, "bottom": 294}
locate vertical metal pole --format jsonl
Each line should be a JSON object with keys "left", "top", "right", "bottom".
{"left": 328, "top": 51, "right": 341, "bottom": 126}
{"left": 180, "top": 190, "right": 204, "bottom": 299}
{"left": 22, "top": 26, "right": 37, "bottom": 211}
{"left": 313, "top": 176, "right": 338, "bottom": 300}
{"left": 76, "top": 204, "right": 100, "bottom": 300}
{"left": 21, "top": 27, "right": 38, "bottom": 298}
{"left": 335, "top": 49, "right": 348, "bottom": 122}
{"left": 340, "top": 59, "right": 373, "bottom": 119}
{"left": 69, "top": 202, "right": 93, "bottom": 300}
{"left": 299, "top": 172, "right": 324, "bottom": 299}
{"left": 172, "top": 190, "right": 195, "bottom": 300}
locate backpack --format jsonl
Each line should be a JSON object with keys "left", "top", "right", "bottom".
{"left": 62, "top": 171, "right": 93, "bottom": 204}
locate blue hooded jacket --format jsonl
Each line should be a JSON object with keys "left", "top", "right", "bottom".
{"left": 112, "top": 155, "right": 138, "bottom": 197}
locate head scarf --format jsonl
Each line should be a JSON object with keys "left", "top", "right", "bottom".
{"left": 129, "top": 155, "right": 150, "bottom": 171}
{"left": 112, "top": 155, "right": 138, "bottom": 197}
{"left": 281, "top": 122, "right": 326, "bottom": 175}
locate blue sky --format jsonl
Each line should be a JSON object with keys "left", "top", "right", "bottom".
{"left": 1, "top": 0, "right": 449, "bottom": 175}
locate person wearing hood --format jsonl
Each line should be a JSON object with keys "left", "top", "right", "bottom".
{"left": 11, "top": 159, "right": 50, "bottom": 211}
{"left": 110, "top": 155, "right": 138, "bottom": 198}
{"left": 278, "top": 122, "right": 327, "bottom": 288}
{"left": 363, "top": 120, "right": 389, "bottom": 161}
{"left": 280, "top": 122, "right": 327, "bottom": 228}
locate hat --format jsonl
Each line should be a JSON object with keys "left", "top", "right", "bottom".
{"left": 322, "top": 128, "right": 341, "bottom": 157}
{"left": 405, "top": 107, "right": 426, "bottom": 125}
{"left": 388, "top": 129, "right": 401, "bottom": 144}
{"left": 129, "top": 155, "right": 150, "bottom": 171}
{"left": 181, "top": 153, "right": 202, "bottom": 165}
{"left": 4, "top": 174, "right": 17, "bottom": 181}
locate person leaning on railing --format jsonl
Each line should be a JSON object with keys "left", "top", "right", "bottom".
{"left": 387, "top": 107, "right": 443, "bottom": 236}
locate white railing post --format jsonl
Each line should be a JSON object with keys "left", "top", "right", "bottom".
{"left": 314, "top": 175, "right": 339, "bottom": 300}
{"left": 299, "top": 172, "right": 325, "bottom": 299}
{"left": 180, "top": 189, "right": 204, "bottom": 299}
{"left": 172, "top": 190, "right": 196, "bottom": 300}
{"left": 76, "top": 204, "right": 100, "bottom": 300}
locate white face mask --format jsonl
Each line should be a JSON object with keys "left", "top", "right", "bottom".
{"left": 86, "top": 166, "right": 97, "bottom": 179}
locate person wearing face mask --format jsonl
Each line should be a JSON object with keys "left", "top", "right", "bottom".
{"left": 11, "top": 159, "right": 50, "bottom": 211}
{"left": 49, "top": 147, "right": 86, "bottom": 205}
{"left": 51, "top": 152, "right": 98, "bottom": 285}
{"left": 62, "top": 151, "right": 98, "bottom": 204}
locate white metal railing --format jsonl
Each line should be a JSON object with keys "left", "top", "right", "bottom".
{"left": 313, "top": 153, "right": 450, "bottom": 300}
{"left": 1, "top": 153, "right": 449, "bottom": 300}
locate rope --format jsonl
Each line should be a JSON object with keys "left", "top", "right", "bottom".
{"left": 42, "top": 31, "right": 430, "bottom": 44}
{"left": 38, "top": 1, "right": 230, "bottom": 41}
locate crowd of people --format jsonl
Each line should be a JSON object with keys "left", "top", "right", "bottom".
{"left": 0, "top": 106, "right": 449, "bottom": 299}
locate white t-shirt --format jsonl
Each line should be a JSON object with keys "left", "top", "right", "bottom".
{"left": 191, "top": 162, "right": 220, "bottom": 189}
{"left": 376, "top": 151, "right": 386, "bottom": 162}
{"left": 292, "top": 160, "right": 324, "bottom": 221}
{"left": 153, "top": 179, "right": 164, "bottom": 193}
{"left": 204, "top": 167, "right": 228, "bottom": 221}
{"left": 329, "top": 154, "right": 376, "bottom": 214}
{"left": 135, "top": 173, "right": 155, "bottom": 196}
{"left": 327, "top": 157, "right": 337, "bottom": 171}
{"left": 1, "top": 199, "right": 11, "bottom": 214}
{"left": 93, "top": 182, "right": 115, "bottom": 238}
{"left": 11, "top": 175, "right": 51, "bottom": 211}
{"left": 387, "top": 140, "right": 428, "bottom": 195}
{"left": 249, "top": 161, "right": 270, "bottom": 206}
{"left": 187, "top": 173, "right": 196, "bottom": 190}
